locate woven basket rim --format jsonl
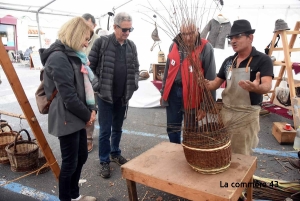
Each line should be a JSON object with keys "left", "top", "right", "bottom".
{"left": 0, "top": 134, "right": 16, "bottom": 146}
{"left": 5, "top": 141, "right": 39, "bottom": 155}
{"left": 182, "top": 141, "right": 231, "bottom": 151}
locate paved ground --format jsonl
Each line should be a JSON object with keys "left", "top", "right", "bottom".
{"left": 0, "top": 64, "right": 299, "bottom": 201}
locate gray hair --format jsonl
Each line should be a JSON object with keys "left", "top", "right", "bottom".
{"left": 114, "top": 12, "right": 132, "bottom": 25}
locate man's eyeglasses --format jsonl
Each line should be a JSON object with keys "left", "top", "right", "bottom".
{"left": 117, "top": 25, "right": 134, "bottom": 33}
{"left": 227, "top": 33, "right": 249, "bottom": 41}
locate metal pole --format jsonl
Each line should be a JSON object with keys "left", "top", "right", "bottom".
{"left": 36, "top": 0, "right": 56, "bottom": 48}
{"left": 0, "top": 7, "right": 80, "bottom": 17}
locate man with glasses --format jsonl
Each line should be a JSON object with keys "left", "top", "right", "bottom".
{"left": 160, "top": 22, "right": 216, "bottom": 144}
{"left": 89, "top": 12, "right": 139, "bottom": 178}
{"left": 205, "top": 19, "right": 273, "bottom": 155}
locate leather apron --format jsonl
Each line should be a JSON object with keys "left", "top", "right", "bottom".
{"left": 221, "top": 56, "right": 260, "bottom": 155}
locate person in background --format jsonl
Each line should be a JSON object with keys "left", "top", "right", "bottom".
{"left": 205, "top": 19, "right": 273, "bottom": 155}
{"left": 89, "top": 12, "right": 139, "bottom": 179}
{"left": 40, "top": 17, "right": 97, "bottom": 201}
{"left": 160, "top": 22, "right": 216, "bottom": 144}
{"left": 24, "top": 46, "right": 33, "bottom": 60}
{"left": 82, "top": 13, "right": 99, "bottom": 153}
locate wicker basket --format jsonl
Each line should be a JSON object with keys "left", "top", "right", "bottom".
{"left": 0, "top": 119, "right": 11, "bottom": 133}
{"left": 33, "top": 139, "right": 51, "bottom": 174}
{"left": 0, "top": 125, "right": 20, "bottom": 164}
{"left": 182, "top": 141, "right": 231, "bottom": 174}
{"left": 182, "top": 122, "right": 231, "bottom": 174}
{"left": 5, "top": 129, "right": 39, "bottom": 172}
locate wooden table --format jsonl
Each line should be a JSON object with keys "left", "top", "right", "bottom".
{"left": 121, "top": 142, "right": 257, "bottom": 201}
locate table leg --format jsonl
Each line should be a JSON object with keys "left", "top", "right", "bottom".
{"left": 247, "top": 176, "right": 253, "bottom": 201}
{"left": 126, "top": 179, "right": 138, "bottom": 201}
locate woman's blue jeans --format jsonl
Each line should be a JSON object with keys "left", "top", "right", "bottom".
{"left": 58, "top": 129, "right": 88, "bottom": 201}
{"left": 98, "top": 97, "right": 126, "bottom": 164}
{"left": 166, "top": 85, "right": 183, "bottom": 144}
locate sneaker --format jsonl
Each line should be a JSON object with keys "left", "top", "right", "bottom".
{"left": 72, "top": 195, "right": 96, "bottom": 201}
{"left": 100, "top": 163, "right": 111, "bottom": 178}
{"left": 110, "top": 155, "right": 128, "bottom": 166}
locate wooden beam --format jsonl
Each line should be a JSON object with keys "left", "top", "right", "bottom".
{"left": 0, "top": 38, "right": 60, "bottom": 180}
{"left": 0, "top": 110, "right": 26, "bottom": 119}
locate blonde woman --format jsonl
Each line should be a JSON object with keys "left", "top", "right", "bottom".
{"left": 40, "top": 17, "right": 97, "bottom": 201}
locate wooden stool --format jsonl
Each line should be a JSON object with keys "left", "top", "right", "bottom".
{"left": 121, "top": 142, "right": 257, "bottom": 201}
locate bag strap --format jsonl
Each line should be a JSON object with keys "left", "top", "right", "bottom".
{"left": 45, "top": 89, "right": 58, "bottom": 109}
{"left": 41, "top": 50, "right": 71, "bottom": 103}
{"left": 266, "top": 34, "right": 280, "bottom": 49}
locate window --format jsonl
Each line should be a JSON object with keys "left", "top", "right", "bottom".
{"left": 0, "top": 24, "right": 15, "bottom": 46}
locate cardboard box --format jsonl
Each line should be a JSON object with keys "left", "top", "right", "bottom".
{"left": 272, "top": 122, "right": 296, "bottom": 144}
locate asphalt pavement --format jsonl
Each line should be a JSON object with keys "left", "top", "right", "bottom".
{"left": 0, "top": 64, "right": 299, "bottom": 201}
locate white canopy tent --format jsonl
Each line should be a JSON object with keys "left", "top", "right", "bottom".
{"left": 0, "top": 0, "right": 300, "bottom": 107}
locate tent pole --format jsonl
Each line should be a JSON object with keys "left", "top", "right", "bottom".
{"left": 36, "top": 0, "right": 56, "bottom": 49}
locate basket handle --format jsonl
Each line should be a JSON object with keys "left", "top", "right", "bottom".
{"left": 1, "top": 124, "right": 12, "bottom": 132}
{"left": 13, "top": 129, "right": 31, "bottom": 153}
{"left": 19, "top": 129, "right": 31, "bottom": 141}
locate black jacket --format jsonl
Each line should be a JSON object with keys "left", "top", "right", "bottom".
{"left": 88, "top": 33, "right": 139, "bottom": 104}
{"left": 40, "top": 40, "right": 96, "bottom": 137}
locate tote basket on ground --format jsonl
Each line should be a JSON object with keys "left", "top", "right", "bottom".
{"left": 5, "top": 129, "right": 39, "bottom": 172}
{"left": 0, "top": 125, "right": 21, "bottom": 164}
{"left": 33, "top": 139, "right": 51, "bottom": 174}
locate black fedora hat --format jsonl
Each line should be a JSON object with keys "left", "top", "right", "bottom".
{"left": 228, "top": 19, "right": 255, "bottom": 37}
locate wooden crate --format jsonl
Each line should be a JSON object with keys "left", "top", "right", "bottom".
{"left": 152, "top": 63, "right": 166, "bottom": 81}
{"left": 272, "top": 122, "right": 296, "bottom": 144}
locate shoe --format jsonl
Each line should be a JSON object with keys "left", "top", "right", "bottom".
{"left": 100, "top": 163, "right": 111, "bottom": 178}
{"left": 259, "top": 108, "right": 270, "bottom": 116}
{"left": 110, "top": 155, "right": 128, "bottom": 166}
{"left": 71, "top": 195, "right": 96, "bottom": 201}
{"left": 289, "top": 158, "right": 300, "bottom": 169}
{"left": 87, "top": 139, "right": 93, "bottom": 153}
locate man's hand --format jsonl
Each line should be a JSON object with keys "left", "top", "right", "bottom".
{"left": 204, "top": 79, "right": 211, "bottom": 90}
{"left": 238, "top": 72, "right": 260, "bottom": 92}
{"left": 196, "top": 109, "right": 206, "bottom": 121}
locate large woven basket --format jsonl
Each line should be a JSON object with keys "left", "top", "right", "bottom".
{"left": 182, "top": 141, "right": 231, "bottom": 174}
{"left": 182, "top": 122, "right": 231, "bottom": 174}
{"left": 0, "top": 125, "right": 20, "bottom": 164}
{"left": 33, "top": 139, "right": 51, "bottom": 174}
{"left": 5, "top": 129, "right": 39, "bottom": 172}
{"left": 0, "top": 119, "right": 11, "bottom": 133}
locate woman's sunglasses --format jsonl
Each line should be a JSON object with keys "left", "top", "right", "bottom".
{"left": 117, "top": 25, "right": 134, "bottom": 33}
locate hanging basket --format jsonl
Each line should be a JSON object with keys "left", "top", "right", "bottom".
{"left": 0, "top": 125, "right": 20, "bottom": 164}
{"left": 5, "top": 129, "right": 39, "bottom": 172}
{"left": 0, "top": 119, "right": 11, "bottom": 133}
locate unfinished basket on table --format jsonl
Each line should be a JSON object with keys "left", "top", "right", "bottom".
{"left": 0, "top": 125, "right": 20, "bottom": 164}
{"left": 5, "top": 129, "right": 39, "bottom": 172}
{"left": 182, "top": 122, "right": 231, "bottom": 174}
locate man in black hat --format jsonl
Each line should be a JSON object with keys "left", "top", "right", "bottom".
{"left": 205, "top": 19, "right": 273, "bottom": 155}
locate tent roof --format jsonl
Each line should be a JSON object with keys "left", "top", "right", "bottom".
{"left": 0, "top": 0, "right": 300, "bottom": 19}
